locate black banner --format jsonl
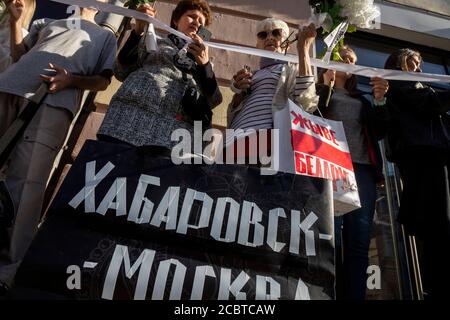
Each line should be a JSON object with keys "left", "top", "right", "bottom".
{"left": 14, "top": 140, "right": 335, "bottom": 300}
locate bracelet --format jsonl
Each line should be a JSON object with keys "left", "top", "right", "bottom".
{"left": 373, "top": 97, "right": 386, "bottom": 106}
{"left": 230, "top": 81, "right": 243, "bottom": 94}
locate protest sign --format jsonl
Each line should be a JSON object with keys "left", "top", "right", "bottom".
{"left": 273, "top": 100, "right": 361, "bottom": 215}
{"left": 13, "top": 140, "right": 335, "bottom": 300}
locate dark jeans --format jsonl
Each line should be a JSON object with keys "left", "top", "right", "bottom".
{"left": 335, "top": 163, "right": 377, "bottom": 300}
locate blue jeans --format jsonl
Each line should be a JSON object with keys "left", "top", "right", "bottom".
{"left": 335, "top": 163, "right": 377, "bottom": 300}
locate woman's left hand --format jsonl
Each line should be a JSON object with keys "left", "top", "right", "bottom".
{"left": 371, "top": 77, "right": 389, "bottom": 101}
{"left": 187, "top": 34, "right": 209, "bottom": 66}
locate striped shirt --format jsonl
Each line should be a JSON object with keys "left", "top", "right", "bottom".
{"left": 230, "top": 63, "right": 315, "bottom": 131}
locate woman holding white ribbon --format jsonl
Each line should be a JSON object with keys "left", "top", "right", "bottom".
{"left": 316, "top": 45, "right": 389, "bottom": 300}
{"left": 384, "top": 49, "right": 450, "bottom": 299}
{"left": 228, "top": 19, "right": 319, "bottom": 128}
{"left": 226, "top": 18, "right": 319, "bottom": 163}
{"left": 97, "top": 0, "right": 222, "bottom": 149}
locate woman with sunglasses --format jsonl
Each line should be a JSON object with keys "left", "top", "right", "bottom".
{"left": 227, "top": 18, "right": 319, "bottom": 134}
{"left": 384, "top": 49, "right": 450, "bottom": 299}
{"left": 316, "top": 45, "right": 389, "bottom": 300}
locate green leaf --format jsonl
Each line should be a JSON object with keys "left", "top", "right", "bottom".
{"left": 347, "top": 25, "right": 357, "bottom": 33}
{"left": 332, "top": 50, "right": 344, "bottom": 62}
{"left": 328, "top": 3, "right": 343, "bottom": 19}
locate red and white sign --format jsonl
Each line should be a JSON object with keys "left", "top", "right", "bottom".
{"left": 273, "top": 100, "right": 361, "bottom": 215}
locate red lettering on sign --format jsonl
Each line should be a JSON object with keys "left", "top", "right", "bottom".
{"left": 295, "top": 152, "right": 307, "bottom": 174}
{"left": 291, "top": 111, "right": 340, "bottom": 147}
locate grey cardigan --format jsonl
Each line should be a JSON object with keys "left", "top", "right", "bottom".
{"left": 98, "top": 33, "right": 222, "bottom": 148}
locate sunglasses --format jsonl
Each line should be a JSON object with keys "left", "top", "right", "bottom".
{"left": 257, "top": 29, "right": 284, "bottom": 40}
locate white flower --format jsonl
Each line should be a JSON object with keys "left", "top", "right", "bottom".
{"left": 337, "top": 0, "right": 381, "bottom": 29}
{"left": 307, "top": 7, "right": 334, "bottom": 33}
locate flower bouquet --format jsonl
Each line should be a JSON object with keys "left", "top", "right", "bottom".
{"left": 308, "top": 0, "right": 380, "bottom": 62}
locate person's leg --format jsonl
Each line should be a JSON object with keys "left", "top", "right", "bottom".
{"left": 0, "top": 93, "right": 27, "bottom": 138}
{"left": 419, "top": 154, "right": 450, "bottom": 299}
{"left": 0, "top": 104, "right": 71, "bottom": 287}
{"left": 342, "top": 163, "right": 377, "bottom": 300}
{"left": 0, "top": 93, "right": 27, "bottom": 293}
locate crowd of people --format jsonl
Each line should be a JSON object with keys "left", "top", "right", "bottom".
{"left": 0, "top": 0, "right": 448, "bottom": 300}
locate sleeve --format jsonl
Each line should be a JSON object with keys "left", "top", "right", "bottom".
{"left": 0, "top": 44, "right": 13, "bottom": 72}
{"left": 292, "top": 75, "right": 319, "bottom": 113}
{"left": 94, "top": 32, "right": 117, "bottom": 80}
{"left": 389, "top": 81, "right": 450, "bottom": 115}
{"left": 114, "top": 29, "right": 142, "bottom": 82}
{"left": 315, "top": 83, "right": 333, "bottom": 116}
{"left": 364, "top": 96, "right": 391, "bottom": 140}
{"left": 195, "top": 61, "right": 223, "bottom": 108}
{"left": 23, "top": 18, "right": 52, "bottom": 51}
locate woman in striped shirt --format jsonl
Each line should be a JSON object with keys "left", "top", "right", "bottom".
{"left": 226, "top": 17, "right": 319, "bottom": 163}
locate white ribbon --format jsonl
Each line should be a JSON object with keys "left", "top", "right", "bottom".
{"left": 52, "top": 0, "right": 450, "bottom": 83}
{"left": 144, "top": 23, "right": 158, "bottom": 52}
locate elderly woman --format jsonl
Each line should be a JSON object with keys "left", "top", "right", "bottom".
{"left": 227, "top": 18, "right": 319, "bottom": 130}
{"left": 384, "top": 49, "right": 450, "bottom": 299}
{"left": 97, "top": 0, "right": 222, "bottom": 149}
{"left": 224, "top": 18, "right": 318, "bottom": 164}
{"left": 0, "top": 0, "right": 35, "bottom": 73}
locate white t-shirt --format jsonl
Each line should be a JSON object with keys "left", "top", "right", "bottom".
{"left": 0, "top": 18, "right": 117, "bottom": 115}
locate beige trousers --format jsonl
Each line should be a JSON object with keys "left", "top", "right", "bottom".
{"left": 0, "top": 92, "right": 71, "bottom": 286}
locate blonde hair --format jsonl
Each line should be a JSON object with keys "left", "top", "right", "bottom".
{"left": 0, "top": 0, "right": 36, "bottom": 30}
{"left": 22, "top": 0, "right": 36, "bottom": 30}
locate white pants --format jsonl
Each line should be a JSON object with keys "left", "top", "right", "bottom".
{"left": 0, "top": 92, "right": 71, "bottom": 286}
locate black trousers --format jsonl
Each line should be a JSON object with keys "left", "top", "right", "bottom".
{"left": 397, "top": 147, "right": 450, "bottom": 299}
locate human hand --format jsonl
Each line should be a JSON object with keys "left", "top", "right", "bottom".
{"left": 323, "top": 69, "right": 336, "bottom": 86}
{"left": 134, "top": 4, "right": 157, "bottom": 36}
{"left": 40, "top": 63, "right": 73, "bottom": 94}
{"left": 7, "top": 0, "right": 25, "bottom": 24}
{"left": 297, "top": 23, "right": 317, "bottom": 54}
{"left": 187, "top": 33, "right": 209, "bottom": 66}
{"left": 371, "top": 77, "right": 389, "bottom": 102}
{"left": 232, "top": 68, "right": 253, "bottom": 91}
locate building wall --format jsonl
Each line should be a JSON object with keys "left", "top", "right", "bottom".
{"left": 385, "top": 0, "right": 450, "bottom": 17}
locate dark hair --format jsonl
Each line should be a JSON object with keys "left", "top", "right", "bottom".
{"left": 170, "top": 0, "right": 212, "bottom": 29}
{"left": 384, "top": 48, "right": 422, "bottom": 71}
{"left": 317, "top": 46, "right": 359, "bottom": 95}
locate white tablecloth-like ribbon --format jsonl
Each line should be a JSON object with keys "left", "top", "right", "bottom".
{"left": 52, "top": 0, "right": 450, "bottom": 83}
